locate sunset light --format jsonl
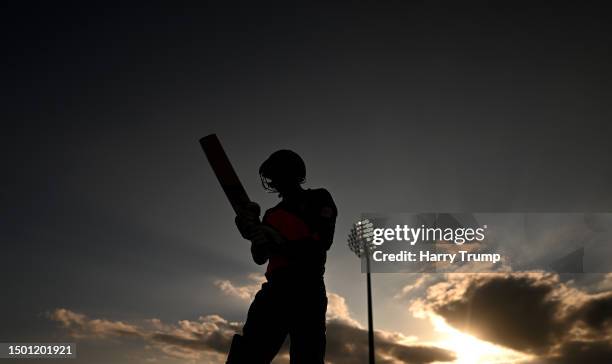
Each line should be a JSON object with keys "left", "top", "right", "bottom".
{"left": 432, "top": 317, "right": 533, "bottom": 364}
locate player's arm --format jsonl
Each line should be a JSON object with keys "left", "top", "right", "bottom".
{"left": 235, "top": 203, "right": 284, "bottom": 264}
{"left": 235, "top": 202, "right": 267, "bottom": 264}
{"left": 248, "top": 226, "right": 286, "bottom": 265}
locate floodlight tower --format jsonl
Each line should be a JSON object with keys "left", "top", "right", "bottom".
{"left": 348, "top": 219, "right": 376, "bottom": 364}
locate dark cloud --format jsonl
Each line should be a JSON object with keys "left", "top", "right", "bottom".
{"left": 433, "top": 274, "right": 565, "bottom": 353}
{"left": 413, "top": 273, "right": 612, "bottom": 363}
{"left": 547, "top": 340, "right": 612, "bottom": 364}
{"left": 325, "top": 320, "right": 455, "bottom": 364}
{"left": 569, "top": 293, "right": 612, "bottom": 334}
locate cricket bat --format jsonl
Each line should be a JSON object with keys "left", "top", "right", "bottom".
{"left": 199, "top": 134, "right": 251, "bottom": 214}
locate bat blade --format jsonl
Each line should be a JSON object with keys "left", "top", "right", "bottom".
{"left": 200, "top": 134, "right": 251, "bottom": 214}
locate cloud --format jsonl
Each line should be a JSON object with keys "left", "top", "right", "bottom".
{"left": 214, "top": 273, "right": 265, "bottom": 301}
{"left": 395, "top": 275, "right": 439, "bottom": 300}
{"left": 50, "top": 308, "right": 142, "bottom": 339}
{"left": 546, "top": 339, "right": 612, "bottom": 364}
{"left": 326, "top": 292, "right": 363, "bottom": 328}
{"left": 49, "top": 309, "right": 238, "bottom": 362}
{"left": 325, "top": 320, "right": 455, "bottom": 364}
{"left": 410, "top": 272, "right": 612, "bottom": 363}
{"left": 49, "top": 277, "right": 455, "bottom": 364}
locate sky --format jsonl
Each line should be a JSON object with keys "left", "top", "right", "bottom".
{"left": 3, "top": 2, "right": 612, "bottom": 363}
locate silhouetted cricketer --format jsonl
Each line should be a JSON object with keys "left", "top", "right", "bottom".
{"left": 226, "top": 150, "right": 337, "bottom": 364}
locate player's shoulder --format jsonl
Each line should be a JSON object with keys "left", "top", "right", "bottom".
{"left": 306, "top": 188, "right": 337, "bottom": 215}
{"left": 307, "top": 188, "right": 334, "bottom": 201}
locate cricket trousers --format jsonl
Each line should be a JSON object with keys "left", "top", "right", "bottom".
{"left": 227, "top": 275, "right": 327, "bottom": 364}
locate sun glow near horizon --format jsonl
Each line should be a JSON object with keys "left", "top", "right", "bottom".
{"left": 430, "top": 316, "right": 533, "bottom": 364}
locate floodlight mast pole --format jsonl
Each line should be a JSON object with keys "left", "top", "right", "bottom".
{"left": 365, "top": 243, "right": 375, "bottom": 364}
{"left": 349, "top": 220, "right": 376, "bottom": 364}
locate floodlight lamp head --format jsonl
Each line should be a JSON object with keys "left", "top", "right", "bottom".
{"left": 347, "top": 219, "right": 375, "bottom": 258}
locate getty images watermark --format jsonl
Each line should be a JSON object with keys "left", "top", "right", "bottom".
{"left": 370, "top": 223, "right": 499, "bottom": 265}
{"left": 351, "top": 213, "right": 612, "bottom": 273}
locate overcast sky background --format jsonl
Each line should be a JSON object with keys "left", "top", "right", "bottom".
{"left": 3, "top": 2, "right": 612, "bottom": 363}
